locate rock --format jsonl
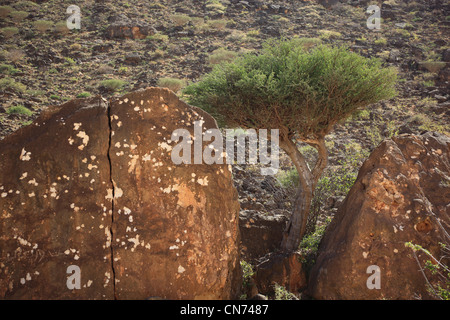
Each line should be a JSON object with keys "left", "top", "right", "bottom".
{"left": 105, "top": 14, "right": 156, "bottom": 40}
{"left": 0, "top": 88, "right": 242, "bottom": 299}
{"left": 249, "top": 293, "right": 268, "bottom": 300}
{"left": 123, "top": 53, "right": 142, "bottom": 65}
{"left": 0, "top": 97, "right": 113, "bottom": 299}
{"left": 317, "top": 0, "right": 340, "bottom": 9}
{"left": 438, "top": 67, "right": 450, "bottom": 82}
{"left": 254, "top": 251, "right": 306, "bottom": 297}
{"left": 239, "top": 210, "right": 288, "bottom": 262}
{"left": 108, "top": 88, "right": 241, "bottom": 299}
{"left": 308, "top": 132, "right": 450, "bottom": 300}
{"left": 442, "top": 49, "right": 450, "bottom": 63}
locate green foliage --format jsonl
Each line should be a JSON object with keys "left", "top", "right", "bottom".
{"left": 0, "top": 5, "right": 13, "bottom": 18}
{"left": 146, "top": 33, "right": 169, "bottom": 43}
{"left": 157, "top": 77, "right": 186, "bottom": 93}
{"left": 33, "top": 20, "right": 53, "bottom": 33}
{"left": 100, "top": 79, "right": 126, "bottom": 92}
{"left": 299, "top": 217, "right": 331, "bottom": 254}
{"left": 184, "top": 39, "right": 397, "bottom": 140}
{"left": 207, "top": 48, "right": 238, "bottom": 65}
{"left": 240, "top": 260, "right": 254, "bottom": 288}
{"left": 318, "top": 30, "right": 342, "bottom": 40}
{"left": 9, "top": 10, "right": 28, "bottom": 22}
{"left": 1, "top": 27, "right": 19, "bottom": 38}
{"left": 405, "top": 242, "right": 450, "bottom": 300}
{"left": 0, "top": 64, "right": 19, "bottom": 75}
{"left": 169, "top": 14, "right": 190, "bottom": 26}
{"left": 273, "top": 283, "right": 297, "bottom": 300}
{"left": 7, "top": 105, "right": 32, "bottom": 116}
{"left": 0, "top": 77, "right": 27, "bottom": 93}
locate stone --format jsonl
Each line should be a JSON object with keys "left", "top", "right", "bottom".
{"left": 108, "top": 88, "right": 241, "bottom": 300}
{"left": 308, "top": 132, "right": 450, "bottom": 300}
{"left": 123, "top": 53, "right": 142, "bottom": 65}
{"left": 0, "top": 87, "right": 242, "bottom": 299}
{"left": 105, "top": 14, "right": 156, "bottom": 40}
{"left": 0, "top": 97, "right": 113, "bottom": 299}
{"left": 254, "top": 251, "right": 306, "bottom": 297}
{"left": 239, "top": 210, "right": 288, "bottom": 262}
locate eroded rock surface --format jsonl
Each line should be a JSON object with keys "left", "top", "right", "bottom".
{"left": 308, "top": 132, "right": 450, "bottom": 300}
{"left": 0, "top": 88, "right": 241, "bottom": 299}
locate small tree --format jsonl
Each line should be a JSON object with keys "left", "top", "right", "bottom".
{"left": 184, "top": 39, "right": 397, "bottom": 252}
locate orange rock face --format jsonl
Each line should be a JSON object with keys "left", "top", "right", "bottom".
{"left": 0, "top": 88, "right": 241, "bottom": 299}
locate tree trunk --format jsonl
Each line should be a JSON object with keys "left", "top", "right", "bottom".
{"left": 280, "top": 137, "right": 327, "bottom": 252}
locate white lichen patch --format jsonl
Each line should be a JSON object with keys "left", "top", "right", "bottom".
{"left": 76, "top": 131, "right": 89, "bottom": 150}
{"left": 73, "top": 123, "right": 82, "bottom": 131}
{"left": 197, "top": 176, "right": 209, "bottom": 186}
{"left": 142, "top": 154, "right": 151, "bottom": 162}
{"left": 159, "top": 142, "right": 172, "bottom": 152}
{"left": 105, "top": 188, "right": 113, "bottom": 200}
{"left": 178, "top": 265, "right": 186, "bottom": 274}
{"left": 28, "top": 178, "right": 38, "bottom": 187}
{"left": 114, "top": 187, "right": 123, "bottom": 198}
{"left": 20, "top": 148, "right": 31, "bottom": 161}
{"left": 1, "top": 192, "right": 7, "bottom": 198}
{"left": 19, "top": 172, "right": 28, "bottom": 180}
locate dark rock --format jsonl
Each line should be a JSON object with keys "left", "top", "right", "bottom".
{"left": 0, "top": 88, "right": 242, "bottom": 300}
{"left": 123, "top": 53, "right": 142, "bottom": 65}
{"left": 239, "top": 210, "right": 288, "bottom": 262}
{"left": 105, "top": 14, "right": 156, "bottom": 40}
{"left": 254, "top": 251, "right": 306, "bottom": 297}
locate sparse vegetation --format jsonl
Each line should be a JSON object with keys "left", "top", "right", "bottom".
{"left": 33, "top": 20, "right": 53, "bottom": 33}
{"left": 208, "top": 48, "right": 238, "bottom": 65}
{"left": 1, "top": 27, "right": 19, "bottom": 39}
{"left": 0, "top": 77, "right": 27, "bottom": 93}
{"left": 157, "top": 77, "right": 186, "bottom": 93}
{"left": 99, "top": 79, "right": 127, "bottom": 92}
{"left": 6, "top": 105, "right": 32, "bottom": 116}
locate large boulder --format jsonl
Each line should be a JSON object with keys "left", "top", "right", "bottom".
{"left": 105, "top": 14, "right": 156, "bottom": 40}
{"left": 0, "top": 87, "right": 241, "bottom": 299}
{"left": 308, "top": 132, "right": 450, "bottom": 300}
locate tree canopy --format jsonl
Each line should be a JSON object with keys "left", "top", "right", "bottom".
{"left": 184, "top": 39, "right": 397, "bottom": 142}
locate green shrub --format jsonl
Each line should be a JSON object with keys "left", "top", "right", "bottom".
{"left": 0, "top": 77, "right": 27, "bottom": 93}
{"left": 100, "top": 79, "right": 126, "bottom": 92}
{"left": 33, "top": 20, "right": 53, "bottom": 33}
{"left": 207, "top": 19, "right": 228, "bottom": 30}
{"left": 318, "top": 29, "right": 342, "bottom": 40}
{"left": 7, "top": 105, "right": 32, "bottom": 116}
{"left": 157, "top": 77, "right": 186, "bottom": 92}
{"left": 145, "top": 33, "right": 169, "bottom": 43}
{"left": 54, "top": 21, "right": 69, "bottom": 35}
{"left": 374, "top": 38, "right": 387, "bottom": 46}
{"left": 169, "top": 14, "right": 190, "bottom": 26}
{"left": 273, "top": 283, "right": 297, "bottom": 300}
{"left": 206, "top": 0, "right": 227, "bottom": 15}
{"left": 76, "top": 92, "right": 91, "bottom": 98}
{"left": 0, "top": 5, "right": 13, "bottom": 18}
{"left": 208, "top": 48, "right": 238, "bottom": 65}
{"left": 0, "top": 64, "right": 19, "bottom": 75}
{"left": 1, "top": 27, "right": 19, "bottom": 39}
{"left": 9, "top": 10, "right": 28, "bottom": 22}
